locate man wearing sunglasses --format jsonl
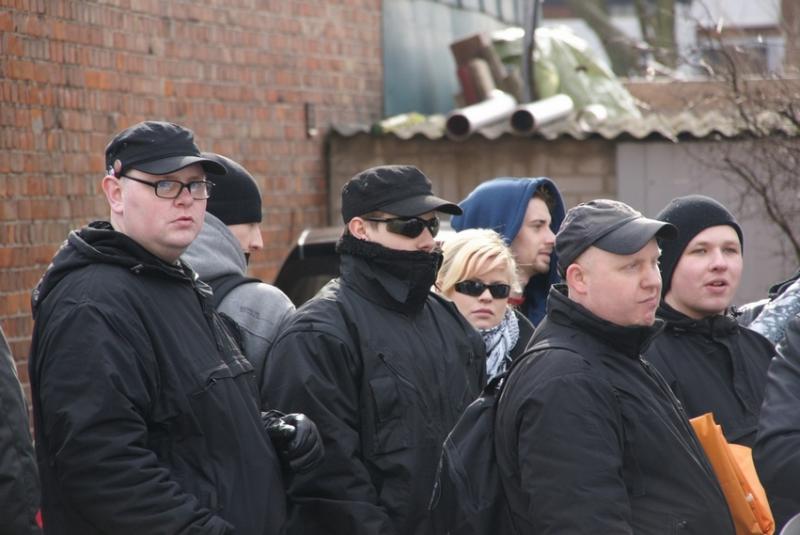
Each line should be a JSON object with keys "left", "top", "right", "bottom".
{"left": 264, "top": 164, "right": 486, "bottom": 535}
{"left": 28, "top": 121, "right": 287, "bottom": 534}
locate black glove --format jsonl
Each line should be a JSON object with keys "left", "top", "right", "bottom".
{"left": 262, "top": 410, "right": 325, "bottom": 474}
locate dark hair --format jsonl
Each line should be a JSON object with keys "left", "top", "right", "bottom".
{"left": 533, "top": 185, "right": 555, "bottom": 213}
{"left": 342, "top": 210, "right": 383, "bottom": 236}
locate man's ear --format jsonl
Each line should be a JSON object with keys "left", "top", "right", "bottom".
{"left": 348, "top": 217, "right": 369, "bottom": 240}
{"left": 101, "top": 174, "right": 124, "bottom": 216}
{"left": 565, "top": 262, "right": 588, "bottom": 296}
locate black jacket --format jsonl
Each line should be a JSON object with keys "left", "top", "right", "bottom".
{"left": 645, "top": 304, "right": 774, "bottom": 446}
{"left": 29, "top": 222, "right": 286, "bottom": 535}
{"left": 0, "top": 327, "right": 40, "bottom": 535}
{"left": 754, "top": 315, "right": 800, "bottom": 530}
{"left": 495, "top": 286, "right": 734, "bottom": 534}
{"left": 264, "top": 237, "right": 485, "bottom": 535}
{"left": 510, "top": 308, "right": 535, "bottom": 361}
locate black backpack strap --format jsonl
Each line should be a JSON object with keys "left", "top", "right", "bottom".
{"left": 206, "top": 273, "right": 260, "bottom": 308}
{"left": 503, "top": 340, "right": 568, "bottom": 378}
{"left": 510, "top": 339, "right": 620, "bottom": 398}
{"left": 488, "top": 340, "right": 560, "bottom": 535}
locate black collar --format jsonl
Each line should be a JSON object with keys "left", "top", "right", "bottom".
{"left": 548, "top": 285, "right": 665, "bottom": 358}
{"left": 657, "top": 302, "right": 739, "bottom": 338}
{"left": 336, "top": 233, "right": 442, "bottom": 314}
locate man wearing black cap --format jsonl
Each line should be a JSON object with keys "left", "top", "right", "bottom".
{"left": 494, "top": 199, "right": 734, "bottom": 534}
{"left": 29, "top": 121, "right": 287, "bottom": 534}
{"left": 645, "top": 194, "right": 774, "bottom": 447}
{"left": 264, "top": 165, "right": 486, "bottom": 535}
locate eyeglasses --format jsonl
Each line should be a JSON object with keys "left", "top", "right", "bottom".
{"left": 454, "top": 280, "right": 511, "bottom": 299}
{"left": 121, "top": 175, "right": 214, "bottom": 200}
{"left": 362, "top": 216, "right": 440, "bottom": 238}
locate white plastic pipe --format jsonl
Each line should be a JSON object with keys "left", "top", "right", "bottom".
{"left": 445, "top": 90, "right": 518, "bottom": 140}
{"left": 509, "top": 94, "right": 574, "bottom": 134}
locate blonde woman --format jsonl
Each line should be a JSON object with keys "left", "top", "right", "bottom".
{"left": 437, "top": 228, "right": 535, "bottom": 379}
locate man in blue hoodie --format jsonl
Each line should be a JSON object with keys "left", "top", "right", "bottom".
{"left": 451, "top": 177, "right": 566, "bottom": 326}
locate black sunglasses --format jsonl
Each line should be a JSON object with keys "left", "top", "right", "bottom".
{"left": 454, "top": 280, "right": 511, "bottom": 299}
{"left": 363, "top": 216, "right": 440, "bottom": 238}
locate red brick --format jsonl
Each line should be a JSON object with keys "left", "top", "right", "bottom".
{"left": 0, "top": 0, "right": 383, "bottom": 398}
{"left": 0, "top": 11, "right": 12, "bottom": 32}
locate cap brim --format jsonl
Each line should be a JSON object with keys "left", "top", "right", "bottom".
{"left": 594, "top": 218, "right": 677, "bottom": 255}
{"left": 133, "top": 155, "right": 226, "bottom": 176}
{"left": 380, "top": 194, "right": 463, "bottom": 217}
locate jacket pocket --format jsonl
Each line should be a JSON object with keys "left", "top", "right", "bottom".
{"left": 180, "top": 359, "right": 255, "bottom": 510}
{"left": 190, "top": 359, "right": 253, "bottom": 396}
{"left": 368, "top": 374, "right": 410, "bottom": 455}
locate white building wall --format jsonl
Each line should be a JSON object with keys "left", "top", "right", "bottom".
{"left": 616, "top": 140, "right": 796, "bottom": 304}
{"left": 545, "top": 0, "right": 784, "bottom": 74}
{"left": 690, "top": 0, "right": 781, "bottom": 27}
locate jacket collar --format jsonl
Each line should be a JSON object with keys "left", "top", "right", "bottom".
{"left": 547, "top": 284, "right": 664, "bottom": 358}
{"left": 336, "top": 233, "right": 441, "bottom": 314}
{"left": 32, "top": 221, "right": 202, "bottom": 319}
{"left": 657, "top": 302, "right": 739, "bottom": 338}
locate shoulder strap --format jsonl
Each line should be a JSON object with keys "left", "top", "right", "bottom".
{"left": 507, "top": 339, "right": 574, "bottom": 373}
{"left": 489, "top": 339, "right": 572, "bottom": 535}
{"left": 493, "top": 340, "right": 567, "bottom": 400}
{"left": 206, "top": 273, "right": 260, "bottom": 308}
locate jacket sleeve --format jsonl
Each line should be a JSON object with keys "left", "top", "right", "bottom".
{"left": 514, "top": 372, "right": 634, "bottom": 534}
{"left": 754, "top": 314, "right": 800, "bottom": 528}
{"left": 0, "top": 328, "right": 41, "bottom": 535}
{"left": 34, "top": 303, "right": 232, "bottom": 535}
{"left": 264, "top": 326, "right": 396, "bottom": 535}
{"left": 218, "top": 282, "right": 296, "bottom": 407}
{"left": 749, "top": 277, "right": 800, "bottom": 343}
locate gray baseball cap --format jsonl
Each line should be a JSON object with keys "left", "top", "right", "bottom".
{"left": 555, "top": 199, "right": 677, "bottom": 275}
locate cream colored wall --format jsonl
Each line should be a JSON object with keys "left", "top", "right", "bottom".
{"left": 617, "top": 140, "right": 797, "bottom": 304}
{"left": 328, "top": 133, "right": 797, "bottom": 304}
{"left": 328, "top": 133, "right": 617, "bottom": 224}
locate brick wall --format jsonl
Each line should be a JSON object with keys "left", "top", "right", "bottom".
{"left": 0, "top": 0, "right": 383, "bottom": 395}
{"left": 328, "top": 133, "right": 617, "bottom": 223}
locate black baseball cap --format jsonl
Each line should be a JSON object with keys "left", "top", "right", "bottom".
{"left": 555, "top": 199, "right": 677, "bottom": 275}
{"left": 341, "top": 165, "right": 461, "bottom": 223}
{"left": 105, "top": 121, "right": 225, "bottom": 176}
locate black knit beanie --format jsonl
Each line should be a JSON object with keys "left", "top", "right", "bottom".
{"left": 655, "top": 194, "right": 743, "bottom": 296}
{"left": 203, "top": 152, "right": 262, "bottom": 225}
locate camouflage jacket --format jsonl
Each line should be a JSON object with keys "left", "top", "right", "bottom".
{"left": 748, "top": 270, "right": 800, "bottom": 344}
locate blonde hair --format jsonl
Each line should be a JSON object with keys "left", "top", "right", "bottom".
{"left": 437, "top": 228, "right": 521, "bottom": 296}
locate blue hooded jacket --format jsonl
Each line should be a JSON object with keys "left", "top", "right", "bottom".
{"left": 451, "top": 177, "right": 565, "bottom": 326}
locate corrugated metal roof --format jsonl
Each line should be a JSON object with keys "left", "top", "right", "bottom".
{"left": 332, "top": 109, "right": 798, "bottom": 143}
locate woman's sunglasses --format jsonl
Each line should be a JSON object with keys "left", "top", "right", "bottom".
{"left": 454, "top": 280, "right": 511, "bottom": 299}
{"left": 363, "top": 216, "right": 440, "bottom": 238}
